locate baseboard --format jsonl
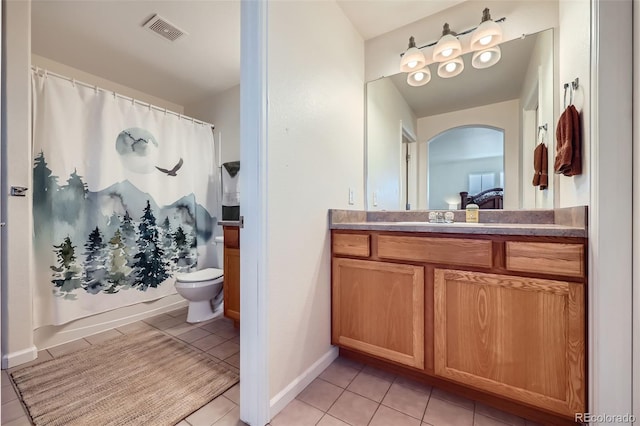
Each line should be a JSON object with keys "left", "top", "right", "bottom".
{"left": 269, "top": 346, "right": 339, "bottom": 419}
{"left": 2, "top": 345, "right": 38, "bottom": 369}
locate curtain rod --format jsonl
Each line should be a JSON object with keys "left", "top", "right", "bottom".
{"left": 31, "top": 66, "right": 215, "bottom": 130}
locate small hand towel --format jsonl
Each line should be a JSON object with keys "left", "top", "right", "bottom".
{"left": 532, "top": 143, "right": 548, "bottom": 190}
{"left": 554, "top": 105, "right": 582, "bottom": 176}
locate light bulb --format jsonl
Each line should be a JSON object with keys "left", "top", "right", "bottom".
{"left": 441, "top": 48, "right": 453, "bottom": 58}
{"left": 479, "top": 51, "right": 492, "bottom": 63}
{"left": 414, "top": 72, "right": 425, "bottom": 82}
{"left": 445, "top": 62, "right": 457, "bottom": 72}
{"left": 407, "top": 60, "right": 418, "bottom": 69}
{"left": 479, "top": 35, "right": 492, "bottom": 46}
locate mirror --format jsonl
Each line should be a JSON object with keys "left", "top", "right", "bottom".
{"left": 366, "top": 28, "right": 554, "bottom": 211}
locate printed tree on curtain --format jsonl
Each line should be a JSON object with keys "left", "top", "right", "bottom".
{"left": 161, "top": 217, "right": 177, "bottom": 271}
{"left": 105, "top": 229, "right": 132, "bottom": 293}
{"left": 83, "top": 227, "right": 109, "bottom": 294}
{"left": 50, "top": 236, "right": 82, "bottom": 295}
{"left": 133, "top": 200, "right": 169, "bottom": 290}
{"left": 173, "top": 226, "right": 196, "bottom": 272}
{"left": 33, "top": 151, "right": 59, "bottom": 238}
{"left": 56, "top": 169, "right": 89, "bottom": 224}
{"left": 119, "top": 210, "right": 138, "bottom": 285}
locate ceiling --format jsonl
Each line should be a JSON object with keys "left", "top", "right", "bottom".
{"left": 387, "top": 32, "right": 540, "bottom": 118}
{"left": 31, "top": 0, "right": 465, "bottom": 107}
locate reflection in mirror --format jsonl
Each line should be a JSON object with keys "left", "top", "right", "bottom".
{"left": 428, "top": 126, "right": 504, "bottom": 210}
{"left": 366, "top": 28, "right": 554, "bottom": 211}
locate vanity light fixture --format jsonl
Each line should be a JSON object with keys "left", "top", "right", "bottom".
{"left": 472, "top": 45, "right": 501, "bottom": 69}
{"left": 470, "top": 8, "right": 503, "bottom": 50}
{"left": 438, "top": 57, "right": 464, "bottom": 78}
{"left": 433, "top": 23, "right": 462, "bottom": 62}
{"left": 400, "top": 36, "right": 427, "bottom": 73}
{"left": 407, "top": 66, "right": 431, "bottom": 86}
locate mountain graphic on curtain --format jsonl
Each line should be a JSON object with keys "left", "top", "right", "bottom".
{"left": 34, "top": 150, "right": 214, "bottom": 298}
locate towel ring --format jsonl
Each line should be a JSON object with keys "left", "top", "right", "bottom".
{"left": 563, "top": 78, "right": 579, "bottom": 108}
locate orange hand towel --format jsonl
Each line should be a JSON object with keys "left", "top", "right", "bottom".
{"left": 532, "top": 143, "right": 548, "bottom": 190}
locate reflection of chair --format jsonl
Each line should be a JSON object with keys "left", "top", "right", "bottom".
{"left": 460, "top": 188, "right": 504, "bottom": 209}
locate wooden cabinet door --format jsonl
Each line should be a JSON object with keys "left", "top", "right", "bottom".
{"left": 434, "top": 269, "right": 585, "bottom": 417}
{"left": 332, "top": 258, "right": 425, "bottom": 369}
{"left": 224, "top": 247, "right": 240, "bottom": 321}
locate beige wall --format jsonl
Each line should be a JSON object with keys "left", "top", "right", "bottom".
{"left": 185, "top": 84, "right": 240, "bottom": 164}
{"left": 366, "top": 77, "right": 417, "bottom": 210}
{"left": 32, "top": 55, "right": 184, "bottom": 114}
{"left": 266, "top": 0, "right": 364, "bottom": 400}
{"left": 417, "top": 100, "right": 520, "bottom": 209}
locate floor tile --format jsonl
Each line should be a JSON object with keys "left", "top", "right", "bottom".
{"left": 176, "top": 327, "right": 211, "bottom": 343}
{"left": 229, "top": 336, "right": 240, "bottom": 344}
{"left": 361, "top": 365, "right": 396, "bottom": 382}
{"left": 423, "top": 397, "right": 474, "bottom": 426}
{"left": 2, "top": 370, "right": 11, "bottom": 387}
{"left": 167, "top": 307, "right": 188, "bottom": 318}
{"left": 318, "top": 359, "right": 360, "bottom": 388}
{"left": 208, "top": 341, "right": 240, "bottom": 360}
{"left": 2, "top": 416, "right": 32, "bottom": 426}
{"left": 223, "top": 383, "right": 240, "bottom": 405}
{"left": 47, "top": 338, "right": 91, "bottom": 358}
{"left": 85, "top": 328, "right": 123, "bottom": 345}
{"left": 186, "top": 395, "right": 236, "bottom": 426}
{"left": 225, "top": 352, "right": 240, "bottom": 369}
{"left": 165, "top": 322, "right": 198, "bottom": 336}
{"left": 212, "top": 405, "right": 247, "bottom": 425}
{"left": 317, "top": 414, "right": 350, "bottom": 426}
{"left": 1, "top": 399, "right": 27, "bottom": 424}
{"left": 175, "top": 421, "right": 190, "bottom": 426}
{"left": 475, "top": 403, "right": 526, "bottom": 426}
{"left": 1, "top": 382, "right": 18, "bottom": 404}
{"left": 430, "top": 387, "right": 475, "bottom": 411}
{"left": 382, "top": 379, "right": 430, "bottom": 419}
{"left": 296, "top": 378, "right": 343, "bottom": 411}
{"left": 221, "top": 362, "right": 240, "bottom": 375}
{"left": 142, "top": 313, "right": 173, "bottom": 326}
{"left": 347, "top": 368, "right": 393, "bottom": 402}
{"left": 212, "top": 327, "right": 239, "bottom": 339}
{"left": 157, "top": 316, "right": 194, "bottom": 332}
{"left": 8, "top": 350, "right": 53, "bottom": 372}
{"left": 370, "top": 405, "right": 422, "bottom": 426}
{"left": 474, "top": 414, "right": 511, "bottom": 426}
{"left": 327, "top": 390, "right": 378, "bottom": 426}
{"left": 116, "top": 321, "right": 153, "bottom": 334}
{"left": 394, "top": 375, "right": 432, "bottom": 394}
{"left": 271, "top": 399, "right": 323, "bottom": 426}
{"left": 192, "top": 334, "right": 228, "bottom": 351}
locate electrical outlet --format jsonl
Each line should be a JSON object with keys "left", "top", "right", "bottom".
{"left": 372, "top": 191, "right": 378, "bottom": 207}
{"left": 348, "top": 188, "right": 355, "bottom": 205}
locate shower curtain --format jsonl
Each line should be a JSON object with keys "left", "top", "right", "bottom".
{"left": 31, "top": 70, "right": 219, "bottom": 326}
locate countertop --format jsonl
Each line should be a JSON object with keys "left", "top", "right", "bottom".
{"left": 329, "top": 207, "right": 588, "bottom": 238}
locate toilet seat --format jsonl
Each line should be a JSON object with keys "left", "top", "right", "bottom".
{"left": 175, "top": 267, "right": 223, "bottom": 283}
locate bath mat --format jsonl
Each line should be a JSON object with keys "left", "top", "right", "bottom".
{"left": 10, "top": 328, "right": 239, "bottom": 426}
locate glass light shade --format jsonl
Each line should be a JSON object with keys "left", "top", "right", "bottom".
{"left": 437, "top": 57, "right": 464, "bottom": 78}
{"left": 400, "top": 47, "right": 426, "bottom": 72}
{"left": 471, "top": 46, "right": 501, "bottom": 69}
{"left": 433, "top": 34, "right": 462, "bottom": 62}
{"left": 470, "top": 19, "right": 503, "bottom": 50}
{"left": 407, "top": 66, "right": 431, "bottom": 87}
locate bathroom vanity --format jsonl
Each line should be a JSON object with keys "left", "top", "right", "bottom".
{"left": 221, "top": 223, "right": 241, "bottom": 326}
{"left": 330, "top": 208, "right": 587, "bottom": 425}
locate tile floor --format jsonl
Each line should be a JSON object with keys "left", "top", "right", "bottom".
{"left": 1, "top": 308, "right": 543, "bottom": 426}
{"left": 1, "top": 307, "right": 243, "bottom": 426}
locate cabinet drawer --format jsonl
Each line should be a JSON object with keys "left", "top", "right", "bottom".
{"left": 333, "top": 233, "right": 370, "bottom": 257}
{"left": 224, "top": 226, "right": 240, "bottom": 249}
{"left": 378, "top": 235, "right": 492, "bottom": 268}
{"left": 506, "top": 242, "right": 584, "bottom": 278}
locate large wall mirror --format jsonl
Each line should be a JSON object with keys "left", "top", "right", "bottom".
{"left": 366, "top": 28, "right": 555, "bottom": 211}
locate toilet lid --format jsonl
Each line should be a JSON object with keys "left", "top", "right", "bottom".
{"left": 175, "top": 268, "right": 224, "bottom": 283}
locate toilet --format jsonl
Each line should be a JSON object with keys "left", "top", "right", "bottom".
{"left": 175, "top": 268, "right": 224, "bottom": 323}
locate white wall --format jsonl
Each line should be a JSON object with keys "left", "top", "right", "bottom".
{"left": 266, "top": 0, "right": 364, "bottom": 413}
{"left": 32, "top": 55, "right": 184, "bottom": 114}
{"left": 185, "top": 84, "right": 241, "bottom": 164}
{"left": 556, "top": 0, "right": 590, "bottom": 207}
{"left": 366, "top": 77, "right": 416, "bottom": 210}
{"left": 417, "top": 100, "right": 520, "bottom": 209}
{"left": 520, "top": 29, "right": 554, "bottom": 209}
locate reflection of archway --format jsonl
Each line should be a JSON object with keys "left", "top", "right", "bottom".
{"left": 427, "top": 125, "right": 504, "bottom": 209}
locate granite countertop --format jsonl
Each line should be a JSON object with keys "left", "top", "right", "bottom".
{"left": 329, "top": 207, "right": 588, "bottom": 238}
{"left": 218, "top": 220, "right": 242, "bottom": 227}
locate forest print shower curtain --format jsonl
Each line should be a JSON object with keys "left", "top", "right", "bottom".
{"left": 32, "top": 70, "right": 218, "bottom": 326}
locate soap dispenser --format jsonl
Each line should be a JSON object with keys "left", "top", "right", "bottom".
{"left": 465, "top": 203, "right": 479, "bottom": 223}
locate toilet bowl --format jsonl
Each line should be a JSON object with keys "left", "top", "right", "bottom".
{"left": 175, "top": 268, "right": 224, "bottom": 323}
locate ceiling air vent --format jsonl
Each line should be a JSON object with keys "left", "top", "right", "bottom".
{"left": 143, "top": 14, "right": 187, "bottom": 42}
